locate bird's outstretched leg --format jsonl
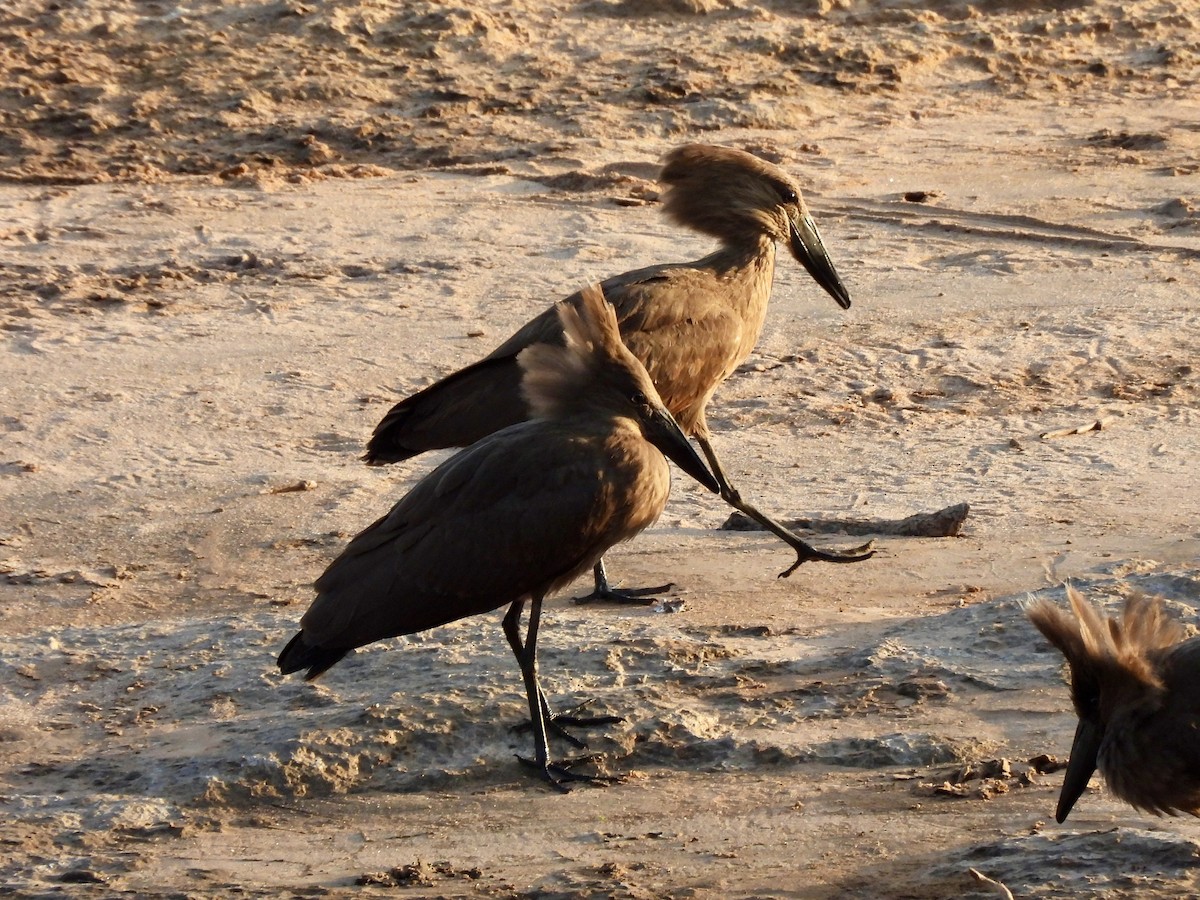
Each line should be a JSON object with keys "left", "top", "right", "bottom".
{"left": 696, "top": 436, "right": 875, "bottom": 578}
{"left": 573, "top": 559, "right": 675, "bottom": 605}
{"left": 502, "top": 599, "right": 619, "bottom": 790}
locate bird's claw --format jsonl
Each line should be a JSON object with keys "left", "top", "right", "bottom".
{"left": 573, "top": 582, "right": 675, "bottom": 605}
{"left": 547, "top": 719, "right": 588, "bottom": 749}
{"left": 516, "top": 753, "right": 621, "bottom": 792}
{"left": 512, "top": 701, "right": 624, "bottom": 749}
{"left": 545, "top": 707, "right": 624, "bottom": 749}
{"left": 553, "top": 700, "right": 625, "bottom": 730}
{"left": 777, "top": 540, "right": 876, "bottom": 578}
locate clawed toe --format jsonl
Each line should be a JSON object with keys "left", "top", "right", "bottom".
{"left": 554, "top": 711, "right": 624, "bottom": 729}
{"left": 516, "top": 753, "right": 622, "bottom": 791}
{"left": 778, "top": 540, "right": 876, "bottom": 578}
{"left": 548, "top": 707, "right": 623, "bottom": 747}
{"left": 513, "top": 700, "right": 624, "bottom": 749}
{"left": 552, "top": 700, "right": 625, "bottom": 729}
{"left": 574, "top": 582, "right": 675, "bottom": 605}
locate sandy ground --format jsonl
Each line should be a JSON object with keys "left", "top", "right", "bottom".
{"left": 2, "top": 0, "right": 1199, "bottom": 897}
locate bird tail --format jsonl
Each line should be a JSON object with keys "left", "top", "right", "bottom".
{"left": 364, "top": 356, "right": 526, "bottom": 464}
{"left": 277, "top": 632, "right": 350, "bottom": 681}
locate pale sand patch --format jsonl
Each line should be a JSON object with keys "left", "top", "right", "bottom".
{"left": 2, "top": 1, "right": 1199, "bottom": 896}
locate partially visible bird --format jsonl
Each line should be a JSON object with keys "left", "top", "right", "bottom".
{"left": 1027, "top": 585, "right": 1200, "bottom": 822}
{"left": 365, "top": 143, "right": 872, "bottom": 602}
{"left": 278, "top": 284, "right": 719, "bottom": 789}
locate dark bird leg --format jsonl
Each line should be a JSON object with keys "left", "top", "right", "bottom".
{"left": 696, "top": 436, "right": 875, "bottom": 578}
{"left": 501, "top": 599, "right": 617, "bottom": 789}
{"left": 503, "top": 600, "right": 618, "bottom": 747}
{"left": 573, "top": 558, "right": 675, "bottom": 605}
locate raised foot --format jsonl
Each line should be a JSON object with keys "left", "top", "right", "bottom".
{"left": 778, "top": 540, "right": 876, "bottom": 578}
{"left": 573, "top": 582, "right": 676, "bottom": 605}
{"left": 516, "top": 753, "right": 622, "bottom": 792}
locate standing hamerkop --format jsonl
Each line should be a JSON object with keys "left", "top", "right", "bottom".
{"left": 278, "top": 285, "right": 719, "bottom": 788}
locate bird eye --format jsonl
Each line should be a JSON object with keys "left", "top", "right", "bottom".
{"left": 778, "top": 186, "right": 798, "bottom": 205}
{"left": 630, "top": 389, "right": 651, "bottom": 408}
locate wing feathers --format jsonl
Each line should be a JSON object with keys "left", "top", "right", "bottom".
{"left": 302, "top": 423, "right": 659, "bottom": 654}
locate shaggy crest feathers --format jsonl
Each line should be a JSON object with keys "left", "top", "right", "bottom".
{"left": 1028, "top": 586, "right": 1185, "bottom": 693}
{"left": 1027, "top": 585, "right": 1200, "bottom": 819}
{"left": 660, "top": 143, "right": 784, "bottom": 188}
{"left": 658, "top": 143, "right": 801, "bottom": 243}
{"left": 518, "top": 284, "right": 632, "bottom": 419}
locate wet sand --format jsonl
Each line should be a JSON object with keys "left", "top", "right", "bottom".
{"left": 1, "top": 1, "right": 1199, "bottom": 896}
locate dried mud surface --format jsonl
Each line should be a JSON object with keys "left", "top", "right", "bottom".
{"left": 2, "top": 1, "right": 1199, "bottom": 898}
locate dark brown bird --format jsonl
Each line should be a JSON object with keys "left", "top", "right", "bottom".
{"left": 278, "top": 284, "right": 719, "bottom": 788}
{"left": 365, "top": 143, "right": 872, "bottom": 601}
{"left": 1027, "top": 585, "right": 1200, "bottom": 822}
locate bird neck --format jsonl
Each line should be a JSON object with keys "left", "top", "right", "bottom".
{"left": 696, "top": 234, "right": 776, "bottom": 291}
{"left": 598, "top": 418, "right": 672, "bottom": 530}
{"left": 698, "top": 236, "right": 779, "bottom": 346}
{"left": 699, "top": 231, "right": 775, "bottom": 267}
{"left": 538, "top": 411, "right": 669, "bottom": 524}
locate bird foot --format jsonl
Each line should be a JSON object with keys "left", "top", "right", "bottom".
{"left": 516, "top": 753, "right": 621, "bottom": 792}
{"left": 573, "top": 582, "right": 676, "bottom": 605}
{"left": 512, "top": 701, "right": 624, "bottom": 749}
{"left": 778, "top": 540, "right": 876, "bottom": 578}
{"left": 552, "top": 701, "right": 625, "bottom": 731}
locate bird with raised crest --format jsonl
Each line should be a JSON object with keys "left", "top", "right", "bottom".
{"left": 1027, "top": 585, "right": 1200, "bottom": 822}
{"left": 278, "top": 284, "right": 719, "bottom": 789}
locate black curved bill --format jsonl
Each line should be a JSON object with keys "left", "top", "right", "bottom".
{"left": 790, "top": 213, "right": 851, "bottom": 309}
{"left": 1056, "top": 717, "right": 1102, "bottom": 823}
{"left": 645, "top": 408, "right": 719, "bottom": 493}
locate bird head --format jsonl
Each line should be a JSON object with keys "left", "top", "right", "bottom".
{"left": 1027, "top": 586, "right": 1184, "bottom": 822}
{"left": 518, "top": 284, "right": 719, "bottom": 494}
{"left": 659, "top": 144, "right": 851, "bottom": 309}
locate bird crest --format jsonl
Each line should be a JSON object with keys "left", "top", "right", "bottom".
{"left": 558, "top": 282, "right": 626, "bottom": 365}
{"left": 1028, "top": 586, "right": 1185, "bottom": 695}
{"left": 518, "top": 284, "right": 631, "bottom": 419}
{"left": 659, "top": 143, "right": 802, "bottom": 243}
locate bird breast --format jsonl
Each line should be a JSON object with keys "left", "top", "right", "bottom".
{"left": 588, "top": 422, "right": 672, "bottom": 537}
{"left": 615, "top": 250, "right": 777, "bottom": 435}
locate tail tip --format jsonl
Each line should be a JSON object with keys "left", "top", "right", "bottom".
{"left": 277, "top": 632, "right": 348, "bottom": 681}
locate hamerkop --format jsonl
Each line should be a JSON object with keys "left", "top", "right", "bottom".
{"left": 365, "top": 143, "right": 872, "bottom": 601}
{"left": 278, "top": 285, "right": 719, "bottom": 788}
{"left": 1027, "top": 585, "right": 1200, "bottom": 822}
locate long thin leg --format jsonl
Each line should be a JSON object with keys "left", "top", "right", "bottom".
{"left": 508, "top": 597, "right": 554, "bottom": 775}
{"left": 502, "top": 600, "right": 620, "bottom": 748}
{"left": 502, "top": 598, "right": 559, "bottom": 745}
{"left": 696, "top": 436, "right": 875, "bottom": 578}
{"left": 501, "top": 598, "right": 617, "bottom": 790}
{"left": 572, "top": 558, "right": 675, "bottom": 606}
